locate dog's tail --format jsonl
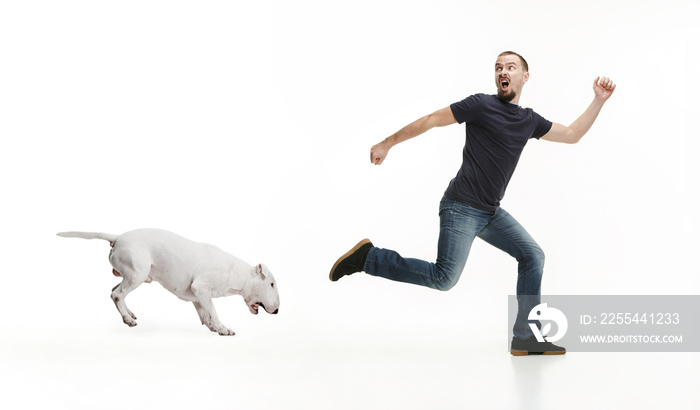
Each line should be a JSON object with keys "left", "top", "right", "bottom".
{"left": 57, "top": 231, "right": 119, "bottom": 244}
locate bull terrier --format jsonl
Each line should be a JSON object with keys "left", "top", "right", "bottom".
{"left": 57, "top": 228, "right": 280, "bottom": 335}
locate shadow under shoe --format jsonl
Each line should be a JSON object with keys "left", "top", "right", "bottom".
{"left": 329, "top": 239, "right": 373, "bottom": 281}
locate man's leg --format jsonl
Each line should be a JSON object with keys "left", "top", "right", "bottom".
{"left": 331, "top": 196, "right": 491, "bottom": 290}
{"left": 477, "top": 207, "right": 565, "bottom": 355}
{"left": 476, "top": 207, "right": 545, "bottom": 339}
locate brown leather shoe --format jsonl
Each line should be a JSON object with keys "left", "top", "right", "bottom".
{"left": 510, "top": 336, "right": 566, "bottom": 356}
{"left": 329, "top": 239, "right": 373, "bottom": 282}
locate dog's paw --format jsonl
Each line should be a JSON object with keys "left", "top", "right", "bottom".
{"left": 123, "top": 317, "right": 137, "bottom": 327}
{"left": 217, "top": 327, "right": 236, "bottom": 336}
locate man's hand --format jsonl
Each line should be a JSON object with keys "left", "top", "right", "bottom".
{"left": 370, "top": 140, "right": 391, "bottom": 165}
{"left": 542, "top": 76, "right": 616, "bottom": 144}
{"left": 593, "top": 76, "right": 616, "bottom": 101}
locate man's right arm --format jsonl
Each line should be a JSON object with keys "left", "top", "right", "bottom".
{"left": 370, "top": 106, "right": 457, "bottom": 165}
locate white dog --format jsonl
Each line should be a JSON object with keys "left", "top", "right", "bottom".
{"left": 57, "top": 228, "right": 280, "bottom": 335}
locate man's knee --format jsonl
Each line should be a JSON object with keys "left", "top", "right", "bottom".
{"left": 525, "top": 246, "right": 545, "bottom": 270}
{"left": 433, "top": 267, "right": 460, "bottom": 291}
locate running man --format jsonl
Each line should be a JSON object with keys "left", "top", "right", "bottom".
{"left": 329, "top": 51, "right": 616, "bottom": 355}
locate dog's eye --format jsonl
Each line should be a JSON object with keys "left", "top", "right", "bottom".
{"left": 271, "top": 283, "right": 275, "bottom": 288}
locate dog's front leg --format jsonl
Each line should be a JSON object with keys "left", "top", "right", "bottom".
{"left": 191, "top": 284, "right": 235, "bottom": 336}
{"left": 192, "top": 301, "right": 232, "bottom": 334}
{"left": 193, "top": 301, "right": 208, "bottom": 326}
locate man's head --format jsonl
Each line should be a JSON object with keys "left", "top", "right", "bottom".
{"left": 495, "top": 51, "right": 529, "bottom": 103}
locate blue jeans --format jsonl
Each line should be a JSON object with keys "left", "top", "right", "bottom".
{"left": 363, "top": 195, "right": 544, "bottom": 340}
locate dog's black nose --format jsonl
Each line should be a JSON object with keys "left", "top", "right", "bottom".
{"left": 273, "top": 308, "right": 279, "bottom": 314}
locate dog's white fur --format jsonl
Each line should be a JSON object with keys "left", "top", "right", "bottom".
{"left": 57, "top": 228, "right": 280, "bottom": 335}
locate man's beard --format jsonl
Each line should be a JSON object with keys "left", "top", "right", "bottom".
{"left": 497, "top": 88, "right": 516, "bottom": 102}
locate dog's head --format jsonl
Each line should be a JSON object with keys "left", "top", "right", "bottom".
{"left": 245, "top": 264, "right": 280, "bottom": 315}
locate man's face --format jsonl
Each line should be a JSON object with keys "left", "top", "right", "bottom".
{"left": 495, "top": 54, "right": 529, "bottom": 103}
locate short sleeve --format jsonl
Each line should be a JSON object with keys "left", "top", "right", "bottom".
{"left": 450, "top": 94, "right": 484, "bottom": 124}
{"left": 531, "top": 112, "right": 553, "bottom": 139}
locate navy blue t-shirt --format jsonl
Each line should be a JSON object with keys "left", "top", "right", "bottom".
{"left": 446, "top": 94, "right": 552, "bottom": 212}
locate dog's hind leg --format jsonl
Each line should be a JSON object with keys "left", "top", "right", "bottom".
{"left": 111, "top": 274, "right": 146, "bottom": 327}
{"left": 112, "top": 282, "right": 137, "bottom": 322}
{"left": 109, "top": 248, "right": 151, "bottom": 327}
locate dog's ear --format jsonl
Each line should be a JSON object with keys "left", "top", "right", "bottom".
{"left": 256, "top": 264, "right": 267, "bottom": 280}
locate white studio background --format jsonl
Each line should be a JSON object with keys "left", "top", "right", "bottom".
{"left": 1, "top": 1, "right": 698, "bottom": 409}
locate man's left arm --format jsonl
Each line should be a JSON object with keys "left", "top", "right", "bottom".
{"left": 541, "top": 76, "right": 616, "bottom": 144}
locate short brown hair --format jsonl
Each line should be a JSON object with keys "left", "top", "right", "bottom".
{"left": 498, "top": 51, "right": 529, "bottom": 72}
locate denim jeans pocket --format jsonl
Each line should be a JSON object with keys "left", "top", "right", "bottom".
{"left": 439, "top": 195, "right": 454, "bottom": 216}
{"left": 451, "top": 200, "right": 492, "bottom": 219}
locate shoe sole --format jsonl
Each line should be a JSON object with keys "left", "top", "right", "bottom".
{"left": 329, "top": 238, "right": 372, "bottom": 281}
{"left": 510, "top": 349, "right": 566, "bottom": 356}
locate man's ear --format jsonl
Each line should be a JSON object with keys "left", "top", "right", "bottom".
{"left": 256, "top": 263, "right": 267, "bottom": 280}
{"left": 523, "top": 72, "right": 530, "bottom": 84}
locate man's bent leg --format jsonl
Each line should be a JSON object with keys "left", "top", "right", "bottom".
{"left": 476, "top": 208, "right": 545, "bottom": 340}
{"left": 364, "top": 196, "right": 491, "bottom": 291}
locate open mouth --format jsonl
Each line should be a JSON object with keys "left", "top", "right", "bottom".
{"left": 248, "top": 301, "right": 279, "bottom": 315}
{"left": 249, "top": 302, "right": 267, "bottom": 315}
{"left": 500, "top": 79, "right": 510, "bottom": 90}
